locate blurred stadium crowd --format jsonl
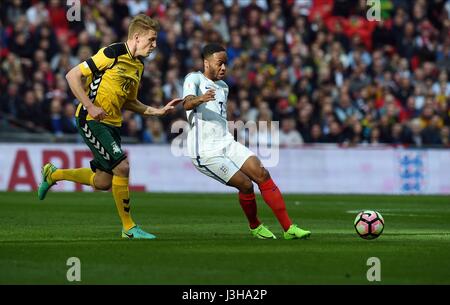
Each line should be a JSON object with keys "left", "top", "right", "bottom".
{"left": 0, "top": 0, "right": 449, "bottom": 147}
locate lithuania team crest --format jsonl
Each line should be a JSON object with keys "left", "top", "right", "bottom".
{"left": 111, "top": 142, "right": 121, "bottom": 155}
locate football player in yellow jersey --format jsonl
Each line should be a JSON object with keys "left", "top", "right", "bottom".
{"left": 37, "top": 14, "right": 181, "bottom": 239}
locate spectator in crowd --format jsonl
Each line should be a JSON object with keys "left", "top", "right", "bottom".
{"left": 162, "top": 69, "right": 183, "bottom": 101}
{"left": 308, "top": 123, "right": 324, "bottom": 143}
{"left": 17, "top": 90, "right": 43, "bottom": 131}
{"left": 0, "top": 83, "right": 20, "bottom": 117}
{"left": 369, "top": 126, "right": 381, "bottom": 145}
{"left": 142, "top": 117, "right": 168, "bottom": 144}
{"left": 49, "top": 97, "right": 63, "bottom": 136}
{"left": 440, "top": 126, "right": 450, "bottom": 146}
{"left": 422, "top": 114, "right": 443, "bottom": 145}
{"left": 390, "top": 122, "right": 407, "bottom": 145}
{"left": 406, "top": 118, "right": 424, "bottom": 147}
{"left": 279, "top": 117, "right": 304, "bottom": 147}
{"left": 61, "top": 103, "right": 77, "bottom": 134}
{"left": 323, "top": 120, "right": 344, "bottom": 144}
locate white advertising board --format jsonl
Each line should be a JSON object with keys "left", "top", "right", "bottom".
{"left": 0, "top": 144, "right": 449, "bottom": 194}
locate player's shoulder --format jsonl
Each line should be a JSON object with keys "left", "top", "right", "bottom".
{"left": 216, "top": 80, "right": 228, "bottom": 89}
{"left": 184, "top": 71, "right": 202, "bottom": 82}
{"left": 102, "top": 42, "right": 128, "bottom": 58}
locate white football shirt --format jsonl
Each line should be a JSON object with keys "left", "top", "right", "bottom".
{"left": 182, "top": 71, "right": 234, "bottom": 158}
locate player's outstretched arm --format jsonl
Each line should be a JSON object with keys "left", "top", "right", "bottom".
{"left": 123, "top": 98, "right": 148, "bottom": 114}
{"left": 183, "top": 89, "right": 216, "bottom": 110}
{"left": 124, "top": 98, "right": 182, "bottom": 116}
{"left": 65, "top": 66, "right": 107, "bottom": 121}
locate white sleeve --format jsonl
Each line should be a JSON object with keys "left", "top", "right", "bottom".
{"left": 224, "top": 83, "right": 229, "bottom": 100}
{"left": 182, "top": 73, "right": 200, "bottom": 99}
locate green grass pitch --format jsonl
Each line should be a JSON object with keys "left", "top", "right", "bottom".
{"left": 0, "top": 192, "right": 449, "bottom": 284}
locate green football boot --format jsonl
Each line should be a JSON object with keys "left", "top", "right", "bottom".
{"left": 37, "top": 163, "right": 58, "bottom": 200}
{"left": 283, "top": 224, "right": 311, "bottom": 240}
{"left": 250, "top": 224, "right": 277, "bottom": 239}
{"left": 121, "top": 225, "right": 156, "bottom": 240}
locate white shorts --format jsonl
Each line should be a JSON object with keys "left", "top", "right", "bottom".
{"left": 192, "top": 141, "right": 255, "bottom": 184}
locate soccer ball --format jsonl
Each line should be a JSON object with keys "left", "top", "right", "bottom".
{"left": 354, "top": 210, "right": 384, "bottom": 239}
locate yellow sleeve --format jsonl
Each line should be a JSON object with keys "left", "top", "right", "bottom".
{"left": 78, "top": 47, "right": 115, "bottom": 77}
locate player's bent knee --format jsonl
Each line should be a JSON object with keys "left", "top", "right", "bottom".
{"left": 94, "top": 179, "right": 112, "bottom": 190}
{"left": 255, "top": 168, "right": 270, "bottom": 184}
{"left": 98, "top": 182, "right": 112, "bottom": 191}
{"left": 240, "top": 179, "right": 254, "bottom": 194}
{"left": 113, "top": 159, "right": 130, "bottom": 177}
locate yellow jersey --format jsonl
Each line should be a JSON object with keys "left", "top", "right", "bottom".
{"left": 75, "top": 42, "right": 144, "bottom": 127}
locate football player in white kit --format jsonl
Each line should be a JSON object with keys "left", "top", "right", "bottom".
{"left": 182, "top": 44, "right": 310, "bottom": 240}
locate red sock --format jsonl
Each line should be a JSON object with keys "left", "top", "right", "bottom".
{"left": 238, "top": 192, "right": 261, "bottom": 229}
{"left": 258, "top": 178, "right": 292, "bottom": 231}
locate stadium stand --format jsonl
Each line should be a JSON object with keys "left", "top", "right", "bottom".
{"left": 0, "top": 0, "right": 449, "bottom": 147}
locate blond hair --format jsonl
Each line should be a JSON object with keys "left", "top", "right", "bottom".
{"left": 128, "top": 14, "right": 160, "bottom": 39}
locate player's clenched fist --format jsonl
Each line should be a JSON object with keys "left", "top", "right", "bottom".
{"left": 201, "top": 89, "right": 216, "bottom": 102}
{"left": 87, "top": 104, "right": 108, "bottom": 121}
